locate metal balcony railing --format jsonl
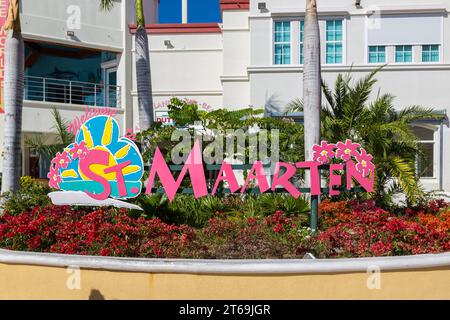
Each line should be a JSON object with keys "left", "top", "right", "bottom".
{"left": 24, "top": 76, "right": 121, "bottom": 108}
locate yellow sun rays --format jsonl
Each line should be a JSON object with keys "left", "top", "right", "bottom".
{"left": 102, "top": 117, "right": 113, "bottom": 146}
{"left": 114, "top": 144, "right": 130, "bottom": 159}
{"left": 82, "top": 124, "right": 94, "bottom": 148}
{"left": 61, "top": 169, "right": 78, "bottom": 178}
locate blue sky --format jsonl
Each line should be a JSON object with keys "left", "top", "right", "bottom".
{"left": 158, "top": 0, "right": 222, "bottom": 23}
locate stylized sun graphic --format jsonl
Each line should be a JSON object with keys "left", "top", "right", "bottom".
{"left": 52, "top": 116, "right": 144, "bottom": 199}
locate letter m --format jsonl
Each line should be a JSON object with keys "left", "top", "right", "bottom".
{"left": 145, "top": 141, "right": 207, "bottom": 201}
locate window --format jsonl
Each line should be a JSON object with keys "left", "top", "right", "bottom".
{"left": 395, "top": 45, "right": 412, "bottom": 63}
{"left": 299, "top": 21, "right": 304, "bottom": 64}
{"left": 412, "top": 126, "right": 435, "bottom": 178}
{"left": 368, "top": 46, "right": 386, "bottom": 63}
{"left": 274, "top": 21, "right": 291, "bottom": 65}
{"left": 422, "top": 45, "right": 439, "bottom": 62}
{"left": 325, "top": 20, "right": 343, "bottom": 64}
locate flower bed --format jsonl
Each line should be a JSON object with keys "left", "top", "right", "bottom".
{"left": 0, "top": 199, "right": 448, "bottom": 259}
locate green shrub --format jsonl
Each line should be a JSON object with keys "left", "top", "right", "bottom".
{"left": 1, "top": 177, "right": 52, "bottom": 215}
{"left": 134, "top": 193, "right": 310, "bottom": 227}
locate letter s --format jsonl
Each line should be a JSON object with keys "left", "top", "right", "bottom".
{"left": 79, "top": 150, "right": 111, "bottom": 200}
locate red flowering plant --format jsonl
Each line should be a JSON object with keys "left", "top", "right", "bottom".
{"left": 0, "top": 201, "right": 448, "bottom": 259}
{"left": 298, "top": 206, "right": 450, "bottom": 258}
{"left": 0, "top": 205, "right": 195, "bottom": 258}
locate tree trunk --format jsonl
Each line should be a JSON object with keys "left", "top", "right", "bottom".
{"left": 1, "top": 30, "right": 24, "bottom": 195}
{"left": 303, "top": 0, "right": 321, "bottom": 232}
{"left": 135, "top": 0, "right": 154, "bottom": 131}
{"left": 303, "top": 0, "right": 321, "bottom": 162}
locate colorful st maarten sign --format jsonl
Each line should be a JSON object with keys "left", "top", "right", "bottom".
{"left": 48, "top": 115, "right": 144, "bottom": 210}
{"left": 48, "top": 115, "right": 375, "bottom": 211}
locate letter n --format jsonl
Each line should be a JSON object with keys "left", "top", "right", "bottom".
{"left": 346, "top": 161, "right": 375, "bottom": 192}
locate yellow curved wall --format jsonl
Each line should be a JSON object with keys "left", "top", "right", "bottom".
{"left": 0, "top": 263, "right": 449, "bottom": 299}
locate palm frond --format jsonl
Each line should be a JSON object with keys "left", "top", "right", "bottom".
{"left": 286, "top": 98, "right": 304, "bottom": 113}
{"left": 387, "top": 156, "right": 424, "bottom": 203}
{"left": 50, "top": 108, "right": 74, "bottom": 145}
{"left": 99, "top": 0, "right": 115, "bottom": 11}
{"left": 397, "top": 105, "right": 443, "bottom": 123}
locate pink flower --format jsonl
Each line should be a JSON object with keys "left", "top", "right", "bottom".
{"left": 125, "top": 128, "right": 137, "bottom": 141}
{"left": 52, "top": 151, "right": 70, "bottom": 169}
{"left": 312, "top": 141, "right": 336, "bottom": 164}
{"left": 69, "top": 142, "right": 89, "bottom": 160}
{"left": 47, "top": 166, "right": 62, "bottom": 189}
{"left": 336, "top": 139, "right": 360, "bottom": 161}
{"left": 354, "top": 148, "right": 375, "bottom": 177}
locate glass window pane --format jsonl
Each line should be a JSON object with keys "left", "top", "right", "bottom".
{"left": 417, "top": 143, "right": 434, "bottom": 178}
{"left": 404, "top": 52, "right": 412, "bottom": 62}
{"left": 326, "top": 55, "right": 334, "bottom": 64}
{"left": 431, "top": 51, "right": 439, "bottom": 61}
{"left": 412, "top": 126, "right": 435, "bottom": 141}
{"left": 326, "top": 21, "right": 334, "bottom": 31}
{"left": 326, "top": 32, "right": 334, "bottom": 41}
{"left": 275, "top": 22, "right": 282, "bottom": 32}
{"left": 275, "top": 54, "right": 282, "bottom": 64}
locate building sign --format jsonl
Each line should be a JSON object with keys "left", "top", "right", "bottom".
{"left": 0, "top": 0, "right": 9, "bottom": 113}
{"left": 155, "top": 110, "right": 174, "bottom": 126}
{"left": 48, "top": 118, "right": 374, "bottom": 209}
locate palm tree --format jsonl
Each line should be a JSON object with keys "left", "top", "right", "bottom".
{"left": 303, "top": 0, "right": 321, "bottom": 163}
{"left": 289, "top": 68, "right": 441, "bottom": 205}
{"left": 100, "top": 0, "right": 154, "bottom": 130}
{"left": 302, "top": 0, "right": 321, "bottom": 232}
{"left": 1, "top": 0, "right": 25, "bottom": 195}
{"left": 25, "top": 108, "right": 74, "bottom": 168}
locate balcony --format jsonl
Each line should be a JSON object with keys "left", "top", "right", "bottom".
{"left": 24, "top": 76, "right": 121, "bottom": 108}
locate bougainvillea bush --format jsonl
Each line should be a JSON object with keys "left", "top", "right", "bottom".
{"left": 0, "top": 199, "right": 448, "bottom": 259}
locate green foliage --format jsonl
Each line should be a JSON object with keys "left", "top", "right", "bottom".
{"left": 138, "top": 97, "right": 304, "bottom": 166}
{"left": 289, "top": 67, "right": 442, "bottom": 205}
{"left": 134, "top": 193, "right": 310, "bottom": 227}
{"left": 167, "top": 97, "right": 207, "bottom": 126}
{"left": 99, "top": 0, "right": 115, "bottom": 11}
{"left": 135, "top": 194, "right": 224, "bottom": 227}
{"left": 0, "top": 177, "right": 51, "bottom": 215}
{"left": 25, "top": 108, "right": 74, "bottom": 161}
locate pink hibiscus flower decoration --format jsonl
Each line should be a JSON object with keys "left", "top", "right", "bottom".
{"left": 69, "top": 142, "right": 89, "bottom": 160}
{"left": 47, "top": 166, "right": 62, "bottom": 189}
{"left": 125, "top": 128, "right": 137, "bottom": 141}
{"left": 336, "top": 139, "right": 361, "bottom": 161}
{"left": 51, "top": 151, "right": 70, "bottom": 169}
{"left": 354, "top": 148, "right": 375, "bottom": 177}
{"left": 312, "top": 141, "right": 336, "bottom": 164}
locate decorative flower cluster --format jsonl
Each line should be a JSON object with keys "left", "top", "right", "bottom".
{"left": 47, "top": 142, "right": 90, "bottom": 189}
{"left": 125, "top": 128, "right": 137, "bottom": 141}
{"left": 312, "top": 139, "right": 375, "bottom": 177}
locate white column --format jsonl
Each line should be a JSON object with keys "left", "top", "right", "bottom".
{"left": 182, "top": 0, "right": 188, "bottom": 24}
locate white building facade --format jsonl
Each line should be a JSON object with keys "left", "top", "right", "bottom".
{"left": 0, "top": 0, "right": 449, "bottom": 194}
{"left": 144, "top": 0, "right": 450, "bottom": 193}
